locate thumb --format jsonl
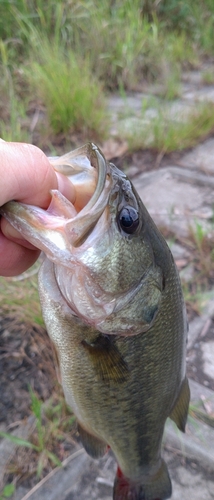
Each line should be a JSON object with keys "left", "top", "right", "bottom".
{"left": 55, "top": 172, "right": 76, "bottom": 204}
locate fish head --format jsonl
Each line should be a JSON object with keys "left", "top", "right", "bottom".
{"left": 1, "top": 143, "right": 165, "bottom": 336}
{"left": 76, "top": 158, "right": 164, "bottom": 335}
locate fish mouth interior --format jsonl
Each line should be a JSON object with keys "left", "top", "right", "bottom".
{"left": 50, "top": 143, "right": 112, "bottom": 248}
{"left": 50, "top": 143, "right": 109, "bottom": 215}
{"left": 77, "top": 143, "right": 108, "bottom": 214}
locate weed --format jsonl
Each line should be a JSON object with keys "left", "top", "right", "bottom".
{"left": 26, "top": 34, "right": 107, "bottom": 138}
{"left": 182, "top": 282, "right": 207, "bottom": 317}
{"left": 0, "top": 40, "right": 30, "bottom": 142}
{"left": 161, "top": 224, "right": 214, "bottom": 318}
{"left": 189, "top": 220, "right": 208, "bottom": 254}
{"left": 179, "top": 223, "right": 214, "bottom": 317}
{"left": 0, "top": 0, "right": 213, "bottom": 146}
{"left": 0, "top": 388, "right": 75, "bottom": 480}
{"left": 189, "top": 221, "right": 214, "bottom": 280}
{"left": 0, "top": 0, "right": 202, "bottom": 94}
{"left": 157, "top": 0, "right": 214, "bottom": 54}
{"left": 0, "top": 483, "right": 15, "bottom": 500}
{"left": 202, "top": 69, "right": 214, "bottom": 85}
{"left": 120, "top": 100, "right": 214, "bottom": 154}
{"left": 0, "top": 400, "right": 60, "bottom": 479}
{"left": 162, "top": 68, "right": 182, "bottom": 101}
{"left": 189, "top": 403, "right": 214, "bottom": 428}
{"left": 0, "top": 267, "right": 43, "bottom": 326}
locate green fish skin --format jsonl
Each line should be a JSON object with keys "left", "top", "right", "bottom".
{"left": 0, "top": 143, "right": 190, "bottom": 500}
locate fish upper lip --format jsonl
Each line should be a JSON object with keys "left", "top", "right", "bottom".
{"left": 78, "top": 144, "right": 109, "bottom": 214}
{"left": 64, "top": 143, "right": 113, "bottom": 247}
{"left": 50, "top": 142, "right": 110, "bottom": 215}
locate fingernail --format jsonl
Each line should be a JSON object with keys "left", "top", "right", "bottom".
{"left": 2, "top": 222, "right": 21, "bottom": 240}
{"left": 1, "top": 220, "right": 36, "bottom": 250}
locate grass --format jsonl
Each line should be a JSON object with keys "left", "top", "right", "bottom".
{"left": 0, "top": 484, "right": 15, "bottom": 500}
{"left": 0, "top": 387, "right": 76, "bottom": 489}
{"left": 0, "top": 2, "right": 193, "bottom": 73}
{"left": 0, "top": 262, "right": 43, "bottom": 325}
{"left": 188, "top": 221, "right": 214, "bottom": 284}
{"left": 0, "top": 395, "right": 61, "bottom": 479}
{"left": 0, "top": 40, "right": 31, "bottom": 142}
{"left": 26, "top": 35, "right": 107, "bottom": 138}
{"left": 161, "top": 223, "right": 214, "bottom": 317}
{"left": 180, "top": 223, "right": 214, "bottom": 317}
{"left": 189, "top": 401, "right": 214, "bottom": 428}
{"left": 0, "top": 0, "right": 213, "bottom": 146}
{"left": 119, "top": 100, "right": 214, "bottom": 154}
{"left": 157, "top": 0, "right": 214, "bottom": 53}
{"left": 202, "top": 69, "right": 214, "bottom": 85}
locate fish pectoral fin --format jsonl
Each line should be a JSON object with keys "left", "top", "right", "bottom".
{"left": 77, "top": 423, "right": 107, "bottom": 459}
{"left": 113, "top": 460, "right": 172, "bottom": 500}
{"left": 169, "top": 377, "right": 190, "bottom": 432}
{"left": 81, "top": 335, "right": 129, "bottom": 384}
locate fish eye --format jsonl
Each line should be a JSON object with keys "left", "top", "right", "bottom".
{"left": 118, "top": 206, "right": 139, "bottom": 234}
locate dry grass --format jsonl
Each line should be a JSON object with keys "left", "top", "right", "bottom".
{"left": 0, "top": 269, "right": 43, "bottom": 326}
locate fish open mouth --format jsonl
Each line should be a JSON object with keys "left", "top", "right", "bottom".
{"left": 49, "top": 143, "right": 109, "bottom": 213}
{"left": 0, "top": 143, "right": 112, "bottom": 264}
{"left": 49, "top": 143, "right": 112, "bottom": 247}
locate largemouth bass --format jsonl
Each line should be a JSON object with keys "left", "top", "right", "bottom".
{"left": 0, "top": 143, "right": 190, "bottom": 500}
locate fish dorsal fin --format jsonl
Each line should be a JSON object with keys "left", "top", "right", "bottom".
{"left": 82, "top": 335, "right": 129, "bottom": 384}
{"left": 77, "top": 423, "right": 107, "bottom": 459}
{"left": 169, "top": 377, "right": 190, "bottom": 432}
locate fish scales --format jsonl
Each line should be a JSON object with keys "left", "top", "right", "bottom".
{"left": 0, "top": 143, "right": 190, "bottom": 500}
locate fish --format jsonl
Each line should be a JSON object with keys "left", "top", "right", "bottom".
{"left": 0, "top": 143, "right": 190, "bottom": 500}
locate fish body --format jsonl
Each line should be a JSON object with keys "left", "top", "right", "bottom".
{"left": 0, "top": 143, "right": 190, "bottom": 500}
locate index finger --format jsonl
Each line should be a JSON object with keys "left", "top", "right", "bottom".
{"left": 0, "top": 141, "right": 75, "bottom": 208}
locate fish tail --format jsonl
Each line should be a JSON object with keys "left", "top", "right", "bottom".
{"left": 113, "top": 460, "right": 172, "bottom": 500}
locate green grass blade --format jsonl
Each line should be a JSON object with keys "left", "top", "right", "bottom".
{"left": 0, "top": 432, "right": 38, "bottom": 450}
{"left": 46, "top": 450, "right": 62, "bottom": 467}
{"left": 0, "top": 483, "right": 15, "bottom": 498}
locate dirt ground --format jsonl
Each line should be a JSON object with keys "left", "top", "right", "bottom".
{"left": 0, "top": 315, "right": 55, "bottom": 427}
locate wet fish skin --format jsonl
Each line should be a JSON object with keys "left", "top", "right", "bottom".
{"left": 0, "top": 143, "right": 190, "bottom": 500}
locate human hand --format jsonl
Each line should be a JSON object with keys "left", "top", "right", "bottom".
{"left": 0, "top": 141, "right": 76, "bottom": 277}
